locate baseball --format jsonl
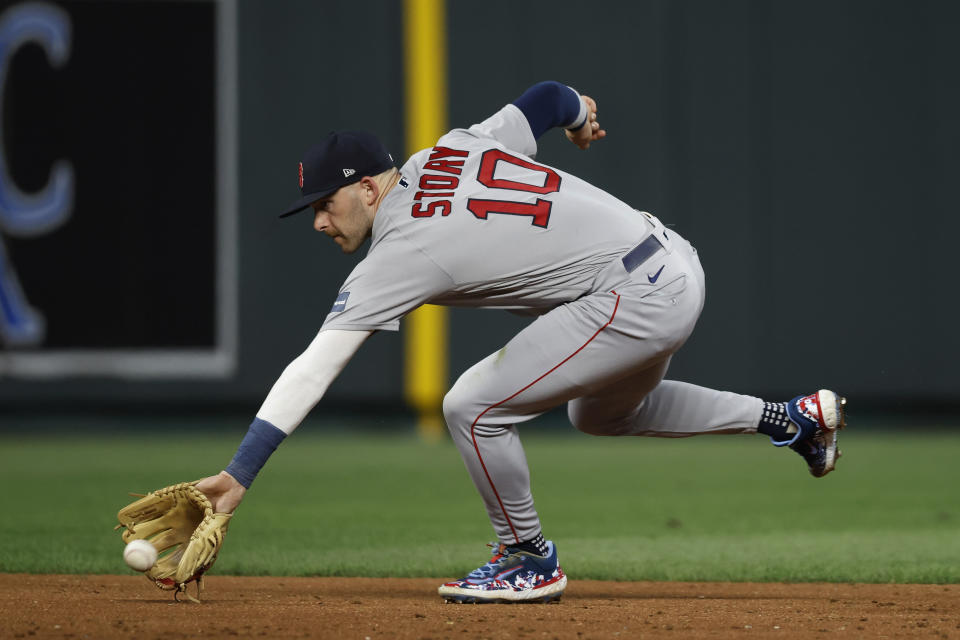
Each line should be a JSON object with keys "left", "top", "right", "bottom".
{"left": 123, "top": 539, "right": 158, "bottom": 572}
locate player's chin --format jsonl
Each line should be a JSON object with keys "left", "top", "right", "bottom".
{"left": 333, "top": 236, "right": 359, "bottom": 254}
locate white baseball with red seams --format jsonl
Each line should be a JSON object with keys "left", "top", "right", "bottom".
{"left": 123, "top": 539, "right": 157, "bottom": 572}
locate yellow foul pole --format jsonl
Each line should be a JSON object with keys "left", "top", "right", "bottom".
{"left": 403, "top": 0, "right": 448, "bottom": 441}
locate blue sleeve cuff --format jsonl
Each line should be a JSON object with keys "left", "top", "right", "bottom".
{"left": 511, "top": 81, "right": 585, "bottom": 140}
{"left": 224, "top": 417, "right": 287, "bottom": 489}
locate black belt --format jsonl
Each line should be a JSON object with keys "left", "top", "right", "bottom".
{"left": 621, "top": 232, "right": 665, "bottom": 273}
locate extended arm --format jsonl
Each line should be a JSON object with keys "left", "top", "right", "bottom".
{"left": 196, "top": 328, "right": 372, "bottom": 512}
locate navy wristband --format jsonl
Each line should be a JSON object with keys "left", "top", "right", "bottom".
{"left": 224, "top": 418, "right": 287, "bottom": 489}
{"left": 512, "top": 81, "right": 583, "bottom": 140}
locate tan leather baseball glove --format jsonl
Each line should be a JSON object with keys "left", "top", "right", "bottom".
{"left": 115, "top": 481, "right": 232, "bottom": 601}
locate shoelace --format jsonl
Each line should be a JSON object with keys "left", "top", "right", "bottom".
{"left": 466, "top": 543, "right": 511, "bottom": 579}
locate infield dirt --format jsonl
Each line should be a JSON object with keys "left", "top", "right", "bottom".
{"left": 1, "top": 574, "right": 956, "bottom": 639}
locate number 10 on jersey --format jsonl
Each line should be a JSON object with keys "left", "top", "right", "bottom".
{"left": 412, "top": 147, "right": 561, "bottom": 229}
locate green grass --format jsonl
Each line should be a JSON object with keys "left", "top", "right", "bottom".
{"left": 0, "top": 419, "right": 957, "bottom": 583}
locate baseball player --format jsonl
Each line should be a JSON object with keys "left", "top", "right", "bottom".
{"left": 195, "top": 81, "right": 846, "bottom": 604}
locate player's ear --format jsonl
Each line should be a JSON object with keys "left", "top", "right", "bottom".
{"left": 359, "top": 176, "right": 379, "bottom": 205}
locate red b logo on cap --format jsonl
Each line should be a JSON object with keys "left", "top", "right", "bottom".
{"left": 298, "top": 162, "right": 304, "bottom": 189}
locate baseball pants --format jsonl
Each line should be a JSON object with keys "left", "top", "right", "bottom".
{"left": 442, "top": 231, "right": 764, "bottom": 544}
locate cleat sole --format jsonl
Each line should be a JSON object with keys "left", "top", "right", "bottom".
{"left": 442, "top": 594, "right": 563, "bottom": 605}
{"left": 815, "top": 390, "right": 846, "bottom": 431}
{"left": 439, "top": 575, "right": 567, "bottom": 605}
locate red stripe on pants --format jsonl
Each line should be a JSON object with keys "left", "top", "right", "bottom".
{"left": 469, "top": 293, "right": 622, "bottom": 543}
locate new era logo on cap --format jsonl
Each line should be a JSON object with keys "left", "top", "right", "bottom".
{"left": 279, "top": 131, "right": 395, "bottom": 218}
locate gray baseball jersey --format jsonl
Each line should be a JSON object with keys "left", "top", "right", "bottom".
{"left": 322, "top": 101, "right": 764, "bottom": 546}
{"left": 320, "top": 104, "right": 655, "bottom": 331}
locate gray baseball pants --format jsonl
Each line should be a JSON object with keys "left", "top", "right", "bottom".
{"left": 442, "top": 229, "right": 764, "bottom": 544}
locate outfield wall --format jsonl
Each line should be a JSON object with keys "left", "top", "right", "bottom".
{"left": 0, "top": 0, "right": 957, "bottom": 412}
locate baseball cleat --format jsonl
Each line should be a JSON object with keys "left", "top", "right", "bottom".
{"left": 438, "top": 541, "right": 566, "bottom": 604}
{"left": 785, "top": 389, "right": 847, "bottom": 477}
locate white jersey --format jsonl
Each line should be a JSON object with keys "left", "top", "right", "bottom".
{"left": 321, "top": 104, "right": 656, "bottom": 332}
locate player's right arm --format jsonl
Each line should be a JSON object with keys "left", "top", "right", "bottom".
{"left": 195, "top": 328, "right": 372, "bottom": 513}
{"left": 463, "top": 81, "right": 606, "bottom": 156}
{"left": 513, "top": 81, "right": 605, "bottom": 149}
{"left": 562, "top": 94, "right": 605, "bottom": 150}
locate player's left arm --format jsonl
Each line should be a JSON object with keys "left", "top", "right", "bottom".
{"left": 195, "top": 328, "right": 373, "bottom": 512}
{"left": 511, "top": 81, "right": 606, "bottom": 149}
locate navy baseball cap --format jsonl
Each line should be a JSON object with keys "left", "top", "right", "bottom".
{"left": 279, "top": 130, "right": 395, "bottom": 218}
